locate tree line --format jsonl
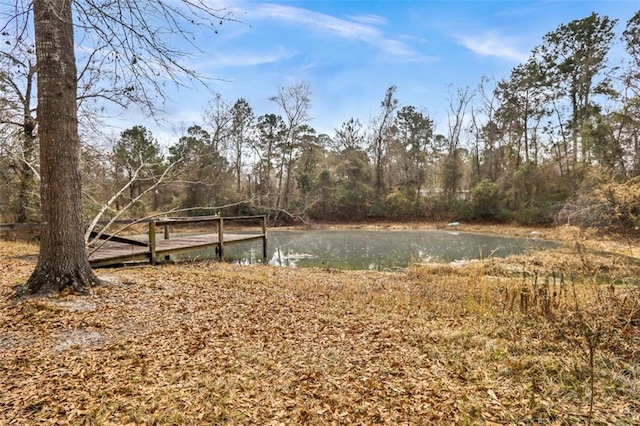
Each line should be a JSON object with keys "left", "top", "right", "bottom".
{"left": 3, "top": 11, "right": 640, "bottom": 235}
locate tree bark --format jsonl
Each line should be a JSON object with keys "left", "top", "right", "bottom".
{"left": 17, "top": 0, "right": 100, "bottom": 296}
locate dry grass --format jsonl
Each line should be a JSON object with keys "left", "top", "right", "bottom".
{"left": 1, "top": 234, "right": 639, "bottom": 425}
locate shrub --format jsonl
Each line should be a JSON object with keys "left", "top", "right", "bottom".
{"left": 466, "top": 179, "right": 510, "bottom": 222}
{"left": 556, "top": 168, "right": 640, "bottom": 234}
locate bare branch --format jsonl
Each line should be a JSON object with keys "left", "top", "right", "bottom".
{"left": 87, "top": 159, "right": 177, "bottom": 247}
{"left": 84, "top": 161, "right": 145, "bottom": 243}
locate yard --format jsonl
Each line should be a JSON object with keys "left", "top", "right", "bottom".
{"left": 1, "top": 226, "right": 639, "bottom": 424}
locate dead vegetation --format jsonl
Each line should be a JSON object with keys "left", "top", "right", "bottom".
{"left": 1, "top": 233, "right": 639, "bottom": 425}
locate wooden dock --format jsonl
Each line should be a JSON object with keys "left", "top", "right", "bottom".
{"left": 87, "top": 215, "right": 267, "bottom": 268}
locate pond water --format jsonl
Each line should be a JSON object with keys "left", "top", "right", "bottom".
{"left": 185, "top": 229, "right": 558, "bottom": 271}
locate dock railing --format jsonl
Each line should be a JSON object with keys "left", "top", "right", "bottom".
{"left": 148, "top": 214, "right": 267, "bottom": 264}
{"left": 1, "top": 214, "right": 268, "bottom": 267}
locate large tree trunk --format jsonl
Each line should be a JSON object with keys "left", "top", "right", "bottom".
{"left": 17, "top": 0, "right": 100, "bottom": 296}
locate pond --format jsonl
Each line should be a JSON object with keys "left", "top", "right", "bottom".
{"left": 185, "top": 229, "right": 559, "bottom": 271}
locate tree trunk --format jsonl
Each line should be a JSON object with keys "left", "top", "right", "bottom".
{"left": 17, "top": 0, "right": 100, "bottom": 297}
{"left": 236, "top": 148, "right": 242, "bottom": 193}
{"left": 17, "top": 118, "right": 37, "bottom": 223}
{"left": 375, "top": 138, "right": 384, "bottom": 195}
{"left": 14, "top": 60, "right": 38, "bottom": 223}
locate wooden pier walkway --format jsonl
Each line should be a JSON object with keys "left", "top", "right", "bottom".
{"left": 87, "top": 215, "right": 267, "bottom": 268}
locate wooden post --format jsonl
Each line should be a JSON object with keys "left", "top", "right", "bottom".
{"left": 163, "top": 220, "right": 170, "bottom": 261}
{"left": 262, "top": 215, "right": 267, "bottom": 263}
{"left": 148, "top": 221, "right": 157, "bottom": 265}
{"left": 217, "top": 216, "right": 224, "bottom": 260}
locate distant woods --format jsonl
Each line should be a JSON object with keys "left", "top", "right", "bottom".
{"left": 2, "top": 11, "right": 640, "bottom": 234}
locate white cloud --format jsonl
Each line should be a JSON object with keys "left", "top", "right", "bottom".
{"left": 456, "top": 30, "right": 528, "bottom": 63}
{"left": 349, "top": 13, "right": 388, "bottom": 27}
{"left": 378, "top": 39, "right": 437, "bottom": 63}
{"left": 236, "top": 2, "right": 431, "bottom": 62}
{"left": 253, "top": 3, "right": 381, "bottom": 40}
{"left": 399, "top": 34, "right": 428, "bottom": 44}
{"left": 193, "top": 46, "right": 296, "bottom": 70}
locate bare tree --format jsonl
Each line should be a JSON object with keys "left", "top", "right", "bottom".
{"left": 443, "top": 84, "right": 473, "bottom": 204}
{"left": 203, "top": 93, "right": 234, "bottom": 154}
{"left": 0, "top": 37, "right": 38, "bottom": 222}
{"left": 369, "top": 85, "right": 398, "bottom": 197}
{"left": 269, "top": 82, "right": 312, "bottom": 209}
{"left": 230, "top": 98, "right": 254, "bottom": 193}
{"left": 6, "top": 0, "right": 233, "bottom": 296}
{"left": 72, "top": 0, "right": 234, "bottom": 111}
{"left": 254, "top": 113, "right": 286, "bottom": 208}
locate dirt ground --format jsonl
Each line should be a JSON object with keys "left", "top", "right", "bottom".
{"left": 1, "top": 225, "right": 639, "bottom": 425}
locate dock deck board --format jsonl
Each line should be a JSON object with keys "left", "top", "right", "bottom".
{"left": 88, "top": 232, "right": 265, "bottom": 267}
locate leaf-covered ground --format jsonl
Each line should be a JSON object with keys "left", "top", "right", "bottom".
{"left": 1, "top": 235, "right": 639, "bottom": 425}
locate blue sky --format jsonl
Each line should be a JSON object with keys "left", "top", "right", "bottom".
{"left": 118, "top": 0, "right": 640, "bottom": 145}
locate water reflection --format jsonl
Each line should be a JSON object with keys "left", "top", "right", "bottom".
{"left": 190, "top": 229, "right": 558, "bottom": 271}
